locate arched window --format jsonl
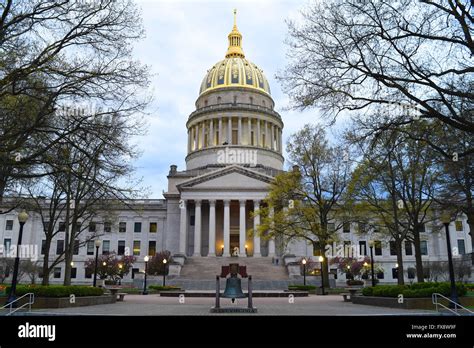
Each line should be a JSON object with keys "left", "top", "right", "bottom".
{"left": 249, "top": 96, "right": 253, "bottom": 104}
{"left": 217, "top": 96, "right": 222, "bottom": 104}
{"left": 233, "top": 96, "right": 237, "bottom": 105}
{"left": 204, "top": 100, "right": 208, "bottom": 107}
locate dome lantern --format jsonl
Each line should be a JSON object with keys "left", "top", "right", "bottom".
{"left": 225, "top": 9, "right": 245, "bottom": 58}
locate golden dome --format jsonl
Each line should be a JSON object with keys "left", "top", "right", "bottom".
{"left": 199, "top": 10, "right": 271, "bottom": 96}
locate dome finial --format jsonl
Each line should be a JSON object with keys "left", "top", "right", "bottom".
{"left": 225, "top": 9, "right": 245, "bottom": 58}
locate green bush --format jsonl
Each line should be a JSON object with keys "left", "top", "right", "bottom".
{"left": 362, "top": 282, "right": 467, "bottom": 298}
{"left": 288, "top": 285, "right": 317, "bottom": 291}
{"left": 148, "top": 285, "right": 181, "bottom": 291}
{"left": 5, "top": 285, "right": 104, "bottom": 298}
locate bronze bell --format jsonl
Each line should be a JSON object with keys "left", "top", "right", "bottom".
{"left": 222, "top": 277, "right": 246, "bottom": 303}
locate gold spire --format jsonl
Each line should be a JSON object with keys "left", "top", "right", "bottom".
{"left": 225, "top": 9, "right": 245, "bottom": 58}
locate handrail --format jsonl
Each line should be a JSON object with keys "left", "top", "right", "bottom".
{"left": 432, "top": 293, "right": 473, "bottom": 316}
{"left": 2, "top": 293, "right": 35, "bottom": 316}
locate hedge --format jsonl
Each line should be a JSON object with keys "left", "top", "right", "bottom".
{"left": 288, "top": 285, "right": 316, "bottom": 291}
{"left": 4, "top": 285, "right": 104, "bottom": 298}
{"left": 362, "top": 282, "right": 467, "bottom": 298}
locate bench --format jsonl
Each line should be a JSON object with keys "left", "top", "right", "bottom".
{"left": 341, "top": 293, "right": 351, "bottom": 302}
{"left": 117, "top": 293, "right": 127, "bottom": 302}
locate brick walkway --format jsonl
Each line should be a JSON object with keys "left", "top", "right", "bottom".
{"left": 28, "top": 294, "right": 436, "bottom": 316}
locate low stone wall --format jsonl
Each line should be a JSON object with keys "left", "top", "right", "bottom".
{"left": 0, "top": 295, "right": 116, "bottom": 309}
{"left": 351, "top": 295, "right": 474, "bottom": 310}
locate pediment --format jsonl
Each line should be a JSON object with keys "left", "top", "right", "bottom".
{"left": 177, "top": 165, "right": 274, "bottom": 191}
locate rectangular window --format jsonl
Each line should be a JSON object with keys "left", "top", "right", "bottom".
{"left": 133, "top": 241, "right": 140, "bottom": 256}
{"left": 376, "top": 271, "right": 384, "bottom": 279}
{"left": 330, "top": 268, "right": 338, "bottom": 280}
{"left": 41, "top": 240, "right": 47, "bottom": 255}
{"left": 56, "top": 240, "right": 64, "bottom": 255}
{"left": 71, "top": 268, "right": 77, "bottom": 279}
{"left": 85, "top": 268, "right": 93, "bottom": 279}
{"left": 43, "top": 221, "right": 50, "bottom": 232}
{"left": 405, "top": 241, "right": 413, "bottom": 256}
{"left": 358, "top": 222, "right": 367, "bottom": 233}
{"left": 389, "top": 241, "right": 397, "bottom": 256}
{"left": 89, "top": 222, "right": 96, "bottom": 233}
{"left": 131, "top": 268, "right": 139, "bottom": 279}
{"left": 148, "top": 241, "right": 156, "bottom": 256}
{"left": 118, "top": 241, "right": 126, "bottom": 256}
{"left": 343, "top": 241, "right": 351, "bottom": 257}
{"left": 59, "top": 222, "right": 66, "bottom": 232}
{"left": 190, "top": 215, "right": 195, "bottom": 226}
{"left": 104, "top": 222, "right": 112, "bottom": 233}
{"left": 133, "top": 222, "right": 141, "bottom": 233}
{"left": 102, "top": 240, "right": 110, "bottom": 255}
{"left": 392, "top": 268, "right": 398, "bottom": 279}
{"left": 232, "top": 129, "right": 238, "bottom": 145}
{"left": 359, "top": 241, "right": 367, "bottom": 256}
{"left": 4, "top": 238, "right": 11, "bottom": 252}
{"left": 5, "top": 220, "right": 13, "bottom": 230}
{"left": 455, "top": 221, "right": 463, "bottom": 232}
{"left": 343, "top": 222, "right": 351, "bottom": 233}
{"left": 407, "top": 268, "right": 415, "bottom": 279}
{"left": 87, "top": 241, "right": 94, "bottom": 255}
{"left": 73, "top": 240, "right": 80, "bottom": 255}
{"left": 327, "top": 223, "right": 335, "bottom": 233}
{"left": 119, "top": 222, "right": 127, "bottom": 233}
{"left": 313, "top": 241, "right": 321, "bottom": 256}
{"left": 457, "top": 239, "right": 466, "bottom": 255}
{"left": 417, "top": 224, "right": 425, "bottom": 233}
{"left": 374, "top": 241, "right": 382, "bottom": 256}
{"left": 54, "top": 267, "right": 61, "bottom": 279}
{"left": 149, "top": 222, "right": 157, "bottom": 233}
{"left": 75, "top": 222, "right": 82, "bottom": 232}
{"left": 420, "top": 240, "right": 428, "bottom": 255}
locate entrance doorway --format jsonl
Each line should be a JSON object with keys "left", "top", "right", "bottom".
{"left": 230, "top": 235, "right": 239, "bottom": 253}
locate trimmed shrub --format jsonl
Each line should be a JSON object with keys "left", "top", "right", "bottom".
{"left": 288, "top": 285, "right": 317, "bottom": 291}
{"left": 5, "top": 285, "right": 104, "bottom": 298}
{"left": 361, "top": 282, "right": 467, "bottom": 298}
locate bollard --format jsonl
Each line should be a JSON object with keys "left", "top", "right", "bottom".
{"left": 215, "top": 275, "right": 220, "bottom": 309}
{"left": 248, "top": 275, "right": 253, "bottom": 309}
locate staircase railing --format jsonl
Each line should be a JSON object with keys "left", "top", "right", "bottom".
{"left": 2, "top": 293, "right": 35, "bottom": 316}
{"left": 432, "top": 293, "right": 473, "bottom": 316}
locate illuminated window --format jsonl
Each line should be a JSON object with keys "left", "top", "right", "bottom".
{"left": 149, "top": 222, "right": 157, "bottom": 233}
{"left": 133, "top": 241, "right": 141, "bottom": 256}
{"left": 455, "top": 221, "right": 463, "bottom": 231}
{"left": 119, "top": 222, "right": 127, "bottom": 233}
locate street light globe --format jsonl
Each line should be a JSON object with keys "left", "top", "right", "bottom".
{"left": 95, "top": 239, "right": 102, "bottom": 248}
{"left": 162, "top": 258, "right": 167, "bottom": 264}
{"left": 144, "top": 255, "right": 149, "bottom": 262}
{"left": 102, "top": 261, "right": 106, "bottom": 266}
{"left": 70, "top": 261, "right": 74, "bottom": 266}
{"left": 118, "top": 264, "right": 123, "bottom": 269}
{"left": 245, "top": 245, "right": 248, "bottom": 249}
{"left": 368, "top": 240, "right": 375, "bottom": 247}
{"left": 302, "top": 259, "right": 307, "bottom": 265}
{"left": 318, "top": 256, "right": 324, "bottom": 262}
{"left": 395, "top": 263, "right": 399, "bottom": 268}
{"left": 441, "top": 212, "right": 451, "bottom": 224}
{"left": 363, "top": 262, "right": 368, "bottom": 267}
{"left": 347, "top": 265, "right": 351, "bottom": 269}
{"left": 18, "top": 210, "right": 29, "bottom": 223}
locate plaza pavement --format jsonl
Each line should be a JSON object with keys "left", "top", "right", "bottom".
{"left": 28, "top": 294, "right": 437, "bottom": 316}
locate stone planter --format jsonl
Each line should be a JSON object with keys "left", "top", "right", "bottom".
{"left": 351, "top": 295, "right": 474, "bottom": 310}
{"left": 0, "top": 295, "right": 116, "bottom": 309}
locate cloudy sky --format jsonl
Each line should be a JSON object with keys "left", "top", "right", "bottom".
{"left": 131, "top": 0, "right": 324, "bottom": 197}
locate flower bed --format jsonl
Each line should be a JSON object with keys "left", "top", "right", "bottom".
{"left": 288, "top": 285, "right": 316, "bottom": 291}
{"left": 3, "top": 285, "right": 104, "bottom": 298}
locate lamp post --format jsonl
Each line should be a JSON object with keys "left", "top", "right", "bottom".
{"left": 245, "top": 244, "right": 248, "bottom": 256}
{"left": 369, "top": 240, "right": 376, "bottom": 287}
{"left": 318, "top": 256, "right": 325, "bottom": 295}
{"left": 93, "top": 239, "right": 101, "bottom": 287}
{"left": 162, "top": 258, "right": 167, "bottom": 287}
{"left": 118, "top": 264, "right": 123, "bottom": 286}
{"left": 221, "top": 244, "right": 224, "bottom": 256}
{"left": 6, "top": 210, "right": 29, "bottom": 307}
{"left": 441, "top": 213, "right": 459, "bottom": 307}
{"left": 302, "top": 258, "right": 307, "bottom": 286}
{"left": 143, "top": 256, "right": 149, "bottom": 295}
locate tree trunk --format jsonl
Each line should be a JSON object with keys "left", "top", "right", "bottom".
{"left": 396, "top": 239, "right": 405, "bottom": 285}
{"left": 41, "top": 240, "right": 52, "bottom": 286}
{"left": 413, "top": 231, "right": 424, "bottom": 282}
{"left": 320, "top": 247, "right": 330, "bottom": 288}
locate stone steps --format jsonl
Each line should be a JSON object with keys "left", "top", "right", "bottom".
{"left": 178, "top": 256, "right": 289, "bottom": 280}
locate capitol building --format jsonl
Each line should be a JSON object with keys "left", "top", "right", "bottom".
{"left": 0, "top": 13, "right": 472, "bottom": 286}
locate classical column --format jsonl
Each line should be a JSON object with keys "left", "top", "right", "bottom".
{"left": 239, "top": 200, "right": 247, "bottom": 257}
{"left": 256, "top": 118, "right": 260, "bottom": 147}
{"left": 193, "top": 200, "right": 202, "bottom": 256}
{"left": 248, "top": 117, "right": 252, "bottom": 145}
{"left": 187, "top": 129, "right": 191, "bottom": 153}
{"left": 253, "top": 200, "right": 261, "bottom": 257}
{"left": 201, "top": 121, "right": 206, "bottom": 148}
{"left": 208, "top": 200, "right": 216, "bottom": 257}
{"left": 179, "top": 199, "right": 187, "bottom": 254}
{"left": 223, "top": 200, "right": 231, "bottom": 257}
{"left": 218, "top": 118, "right": 223, "bottom": 145}
{"left": 194, "top": 124, "right": 198, "bottom": 150}
{"left": 279, "top": 128, "right": 283, "bottom": 152}
{"left": 271, "top": 123, "right": 275, "bottom": 150}
{"left": 264, "top": 121, "right": 269, "bottom": 148}
{"left": 210, "top": 119, "right": 214, "bottom": 146}
{"left": 238, "top": 116, "right": 242, "bottom": 145}
{"left": 268, "top": 206, "right": 276, "bottom": 257}
{"left": 227, "top": 117, "right": 232, "bottom": 144}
